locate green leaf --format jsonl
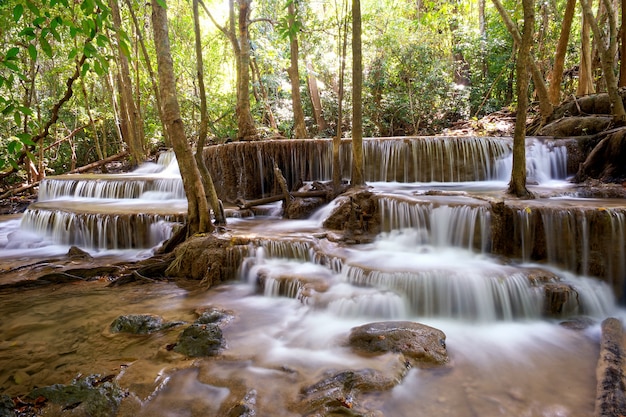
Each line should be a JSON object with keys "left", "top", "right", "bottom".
{"left": 7, "top": 140, "right": 20, "bottom": 155}
{"left": 0, "top": 159, "right": 6, "bottom": 170}
{"left": 9, "top": 159, "right": 20, "bottom": 170}
{"left": 25, "top": 0, "right": 41, "bottom": 17}
{"left": 28, "top": 44, "right": 38, "bottom": 61}
{"left": 81, "top": 62, "right": 90, "bottom": 76}
{"left": 14, "top": 112, "right": 21, "bottom": 126}
{"left": 2, "top": 103, "right": 15, "bottom": 115}
{"left": 17, "top": 133, "right": 36, "bottom": 146}
{"left": 96, "top": 34, "right": 108, "bottom": 47}
{"left": 50, "top": 27, "right": 61, "bottom": 42}
{"left": 40, "top": 36, "right": 53, "bottom": 58}
{"left": 33, "top": 16, "right": 47, "bottom": 27}
{"left": 2, "top": 60, "right": 21, "bottom": 73}
{"left": 13, "top": 4, "right": 24, "bottom": 23}
{"left": 50, "top": 16, "right": 63, "bottom": 31}
{"left": 26, "top": 151, "right": 36, "bottom": 163}
{"left": 6, "top": 47, "right": 20, "bottom": 60}
{"left": 119, "top": 38, "right": 130, "bottom": 58}
{"left": 17, "top": 106, "right": 34, "bottom": 116}
{"left": 80, "top": 0, "right": 95, "bottom": 14}
{"left": 19, "top": 27, "right": 37, "bottom": 39}
{"left": 156, "top": 0, "right": 167, "bottom": 9}
{"left": 83, "top": 42, "right": 97, "bottom": 58}
{"left": 93, "top": 60, "right": 103, "bottom": 76}
{"left": 68, "top": 47, "right": 78, "bottom": 60}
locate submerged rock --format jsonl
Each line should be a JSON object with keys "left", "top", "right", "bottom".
{"left": 28, "top": 374, "right": 125, "bottom": 417}
{"left": 348, "top": 321, "right": 448, "bottom": 367}
{"left": 0, "top": 395, "right": 14, "bottom": 417}
{"left": 109, "top": 314, "right": 183, "bottom": 334}
{"left": 173, "top": 323, "right": 224, "bottom": 357}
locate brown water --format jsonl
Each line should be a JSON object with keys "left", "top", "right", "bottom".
{"left": 0, "top": 274, "right": 602, "bottom": 416}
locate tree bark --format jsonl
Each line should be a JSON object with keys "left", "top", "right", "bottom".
{"left": 351, "top": 0, "right": 364, "bottom": 186}
{"left": 578, "top": 8, "right": 596, "bottom": 96}
{"left": 307, "top": 61, "right": 327, "bottom": 133}
{"left": 287, "top": 1, "right": 307, "bottom": 139}
{"left": 621, "top": 0, "right": 626, "bottom": 86}
{"left": 491, "top": 0, "right": 553, "bottom": 125}
{"left": 193, "top": 0, "right": 226, "bottom": 225}
{"left": 508, "top": 0, "right": 534, "bottom": 199}
{"left": 151, "top": 0, "right": 213, "bottom": 235}
{"left": 124, "top": 0, "right": 170, "bottom": 146}
{"left": 580, "top": 0, "right": 626, "bottom": 122}
{"left": 235, "top": 0, "right": 258, "bottom": 140}
{"left": 333, "top": 0, "right": 349, "bottom": 193}
{"left": 109, "top": 0, "right": 145, "bottom": 165}
{"left": 548, "top": 0, "right": 576, "bottom": 105}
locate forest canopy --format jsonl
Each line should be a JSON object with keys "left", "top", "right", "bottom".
{"left": 0, "top": 0, "right": 624, "bottom": 189}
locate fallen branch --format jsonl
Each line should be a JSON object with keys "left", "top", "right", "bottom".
{"left": 235, "top": 190, "right": 328, "bottom": 209}
{"left": 67, "top": 151, "right": 128, "bottom": 174}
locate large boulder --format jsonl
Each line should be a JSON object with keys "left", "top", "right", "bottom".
{"left": 348, "top": 321, "right": 448, "bottom": 367}
{"left": 173, "top": 323, "right": 224, "bottom": 357}
{"left": 109, "top": 314, "right": 182, "bottom": 334}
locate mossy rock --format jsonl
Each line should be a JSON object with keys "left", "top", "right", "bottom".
{"left": 173, "top": 323, "right": 224, "bottom": 357}
{"left": 109, "top": 314, "right": 183, "bottom": 334}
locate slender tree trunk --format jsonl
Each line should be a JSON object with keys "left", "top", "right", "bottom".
{"left": 251, "top": 56, "right": 278, "bottom": 130}
{"left": 151, "top": 0, "right": 213, "bottom": 235}
{"left": 333, "top": 0, "right": 349, "bottom": 192}
{"left": 236, "top": 0, "right": 258, "bottom": 140}
{"left": 491, "top": 0, "right": 554, "bottom": 125}
{"left": 580, "top": 0, "right": 626, "bottom": 122}
{"left": 578, "top": 8, "right": 596, "bottom": 95}
{"left": 193, "top": 0, "right": 226, "bottom": 225}
{"left": 548, "top": 0, "right": 576, "bottom": 105}
{"left": 306, "top": 61, "right": 327, "bottom": 133}
{"left": 109, "top": 0, "right": 145, "bottom": 165}
{"left": 620, "top": 0, "right": 626, "bottom": 86}
{"left": 287, "top": 1, "right": 307, "bottom": 139}
{"left": 479, "top": 0, "right": 487, "bottom": 78}
{"left": 508, "top": 0, "right": 534, "bottom": 199}
{"left": 351, "top": 0, "right": 364, "bottom": 187}
{"left": 124, "top": 0, "right": 170, "bottom": 145}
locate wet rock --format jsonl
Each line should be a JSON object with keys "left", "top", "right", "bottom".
{"left": 323, "top": 190, "right": 380, "bottom": 238}
{"left": 173, "top": 323, "right": 224, "bottom": 357}
{"left": 28, "top": 374, "right": 125, "bottom": 417}
{"left": 285, "top": 196, "right": 327, "bottom": 219}
{"left": 348, "top": 321, "right": 448, "bottom": 367}
{"left": 299, "top": 367, "right": 406, "bottom": 417}
{"left": 559, "top": 316, "right": 596, "bottom": 331}
{"left": 67, "top": 246, "right": 93, "bottom": 260}
{"left": 165, "top": 235, "right": 247, "bottom": 287}
{"left": 0, "top": 395, "right": 15, "bottom": 417}
{"left": 194, "top": 307, "right": 234, "bottom": 325}
{"left": 543, "top": 282, "right": 579, "bottom": 317}
{"left": 109, "top": 314, "right": 183, "bottom": 334}
{"left": 226, "top": 389, "right": 257, "bottom": 417}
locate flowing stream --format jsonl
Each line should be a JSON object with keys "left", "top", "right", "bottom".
{"left": 0, "top": 137, "right": 623, "bottom": 416}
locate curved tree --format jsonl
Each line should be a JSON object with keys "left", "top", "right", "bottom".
{"left": 151, "top": 0, "right": 213, "bottom": 235}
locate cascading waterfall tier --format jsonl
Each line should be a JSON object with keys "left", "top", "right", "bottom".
{"left": 21, "top": 200, "right": 186, "bottom": 250}
{"left": 239, "top": 231, "right": 615, "bottom": 322}
{"left": 203, "top": 137, "right": 572, "bottom": 204}
{"left": 20, "top": 153, "right": 186, "bottom": 250}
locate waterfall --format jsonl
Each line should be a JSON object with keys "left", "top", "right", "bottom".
{"left": 378, "top": 196, "right": 491, "bottom": 252}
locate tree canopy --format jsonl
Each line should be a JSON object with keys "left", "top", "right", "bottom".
{"left": 0, "top": 0, "right": 624, "bottom": 189}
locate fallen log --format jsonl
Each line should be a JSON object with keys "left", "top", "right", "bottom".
{"left": 594, "top": 317, "right": 626, "bottom": 417}
{"left": 236, "top": 190, "right": 329, "bottom": 209}
{"left": 67, "top": 151, "right": 129, "bottom": 174}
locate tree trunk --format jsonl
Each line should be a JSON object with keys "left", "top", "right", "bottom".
{"left": 508, "top": 0, "right": 534, "bottom": 199}
{"left": 621, "top": 0, "right": 626, "bottom": 86}
{"left": 580, "top": 0, "right": 626, "bottom": 122}
{"left": 193, "top": 0, "right": 226, "bottom": 225}
{"left": 287, "top": 1, "right": 307, "bottom": 139}
{"left": 306, "top": 61, "right": 327, "bottom": 133}
{"left": 491, "top": 0, "right": 553, "bottom": 125}
{"left": 250, "top": 57, "right": 278, "bottom": 131}
{"left": 109, "top": 0, "right": 145, "bottom": 165}
{"left": 235, "top": 0, "right": 258, "bottom": 140}
{"left": 548, "top": 0, "right": 576, "bottom": 105}
{"left": 333, "top": 0, "right": 349, "bottom": 193}
{"left": 151, "top": 0, "right": 213, "bottom": 235}
{"left": 351, "top": 0, "right": 364, "bottom": 187}
{"left": 124, "top": 0, "right": 170, "bottom": 146}
{"left": 578, "top": 8, "right": 596, "bottom": 95}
